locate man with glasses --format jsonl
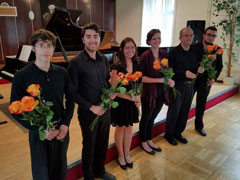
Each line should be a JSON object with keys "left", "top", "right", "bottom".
{"left": 10, "top": 29, "right": 75, "bottom": 180}
{"left": 192, "top": 26, "right": 223, "bottom": 136}
{"left": 164, "top": 28, "right": 204, "bottom": 145}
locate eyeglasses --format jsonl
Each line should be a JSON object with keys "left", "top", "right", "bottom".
{"left": 181, "top": 34, "right": 194, "bottom": 38}
{"left": 206, "top": 33, "right": 217, "bottom": 38}
{"left": 35, "top": 43, "right": 54, "bottom": 50}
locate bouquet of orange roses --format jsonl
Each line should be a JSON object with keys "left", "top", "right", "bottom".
{"left": 193, "top": 44, "right": 224, "bottom": 84}
{"left": 89, "top": 72, "right": 128, "bottom": 131}
{"left": 9, "top": 84, "right": 55, "bottom": 141}
{"left": 200, "top": 44, "right": 224, "bottom": 80}
{"left": 153, "top": 58, "right": 180, "bottom": 98}
{"left": 125, "top": 71, "right": 143, "bottom": 100}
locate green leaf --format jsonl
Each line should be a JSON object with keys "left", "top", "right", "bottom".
{"left": 117, "top": 87, "right": 126, "bottom": 94}
{"left": 112, "top": 101, "right": 119, "bottom": 109}
{"left": 39, "top": 129, "right": 46, "bottom": 141}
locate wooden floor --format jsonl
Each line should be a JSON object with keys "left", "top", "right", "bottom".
{"left": 0, "top": 83, "right": 239, "bottom": 180}
{"left": 103, "top": 93, "right": 240, "bottom": 180}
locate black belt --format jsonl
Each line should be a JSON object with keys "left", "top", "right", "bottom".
{"left": 176, "top": 81, "right": 192, "bottom": 85}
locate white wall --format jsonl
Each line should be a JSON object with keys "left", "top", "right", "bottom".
{"left": 116, "top": 0, "right": 240, "bottom": 84}
{"left": 116, "top": 0, "right": 143, "bottom": 45}
{"left": 172, "top": 0, "right": 212, "bottom": 46}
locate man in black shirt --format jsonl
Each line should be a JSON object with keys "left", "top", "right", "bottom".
{"left": 192, "top": 26, "right": 223, "bottom": 136}
{"left": 10, "top": 29, "right": 75, "bottom": 180}
{"left": 164, "top": 28, "right": 204, "bottom": 146}
{"left": 68, "top": 23, "right": 116, "bottom": 180}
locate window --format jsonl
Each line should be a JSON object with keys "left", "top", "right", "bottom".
{"left": 141, "top": 0, "right": 175, "bottom": 47}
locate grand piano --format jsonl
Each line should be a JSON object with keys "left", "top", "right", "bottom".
{"left": 0, "top": 8, "right": 114, "bottom": 81}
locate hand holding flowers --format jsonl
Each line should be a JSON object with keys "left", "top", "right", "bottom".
{"left": 153, "top": 58, "right": 179, "bottom": 98}
{"left": 193, "top": 44, "right": 223, "bottom": 84}
{"left": 89, "top": 72, "right": 128, "bottom": 131}
{"left": 9, "top": 84, "right": 57, "bottom": 141}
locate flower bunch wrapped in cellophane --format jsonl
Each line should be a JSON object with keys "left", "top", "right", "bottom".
{"left": 153, "top": 58, "right": 180, "bottom": 98}
{"left": 125, "top": 71, "right": 143, "bottom": 100}
{"left": 200, "top": 44, "right": 224, "bottom": 80}
{"left": 9, "top": 84, "right": 55, "bottom": 141}
{"left": 89, "top": 72, "right": 128, "bottom": 131}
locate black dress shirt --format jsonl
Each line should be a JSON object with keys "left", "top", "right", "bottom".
{"left": 169, "top": 44, "right": 198, "bottom": 82}
{"left": 10, "top": 62, "right": 75, "bottom": 130}
{"left": 68, "top": 50, "right": 111, "bottom": 111}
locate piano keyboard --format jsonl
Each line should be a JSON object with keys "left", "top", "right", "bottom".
{"left": 1, "top": 71, "right": 14, "bottom": 78}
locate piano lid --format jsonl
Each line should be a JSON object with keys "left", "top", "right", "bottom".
{"left": 44, "top": 8, "right": 83, "bottom": 52}
{"left": 44, "top": 8, "right": 114, "bottom": 53}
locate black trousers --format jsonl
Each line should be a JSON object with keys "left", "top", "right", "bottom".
{"left": 139, "top": 96, "right": 164, "bottom": 142}
{"left": 194, "top": 81, "right": 211, "bottom": 129}
{"left": 165, "top": 83, "right": 194, "bottom": 137}
{"left": 29, "top": 130, "right": 69, "bottom": 180}
{"left": 78, "top": 109, "right": 111, "bottom": 180}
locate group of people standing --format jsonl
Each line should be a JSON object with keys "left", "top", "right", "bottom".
{"left": 10, "top": 23, "right": 222, "bottom": 180}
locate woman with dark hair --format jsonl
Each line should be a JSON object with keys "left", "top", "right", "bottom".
{"left": 139, "top": 29, "right": 175, "bottom": 154}
{"left": 110, "top": 37, "right": 141, "bottom": 170}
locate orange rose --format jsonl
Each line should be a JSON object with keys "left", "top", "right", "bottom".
{"left": 125, "top": 73, "right": 131, "bottom": 81}
{"left": 217, "top": 48, "right": 224, "bottom": 55}
{"left": 8, "top": 101, "right": 23, "bottom": 114}
{"left": 135, "top": 71, "right": 142, "bottom": 79}
{"left": 153, "top": 60, "right": 161, "bottom": 70}
{"left": 21, "top": 96, "right": 38, "bottom": 112}
{"left": 27, "top": 84, "right": 40, "bottom": 97}
{"left": 207, "top": 45, "right": 214, "bottom": 53}
{"left": 121, "top": 79, "right": 129, "bottom": 85}
{"left": 212, "top": 44, "right": 218, "bottom": 50}
{"left": 160, "top": 58, "right": 168, "bottom": 67}
{"left": 130, "top": 73, "right": 138, "bottom": 82}
{"left": 208, "top": 54, "right": 217, "bottom": 60}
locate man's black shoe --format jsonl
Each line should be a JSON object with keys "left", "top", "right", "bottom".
{"left": 95, "top": 172, "right": 116, "bottom": 180}
{"left": 164, "top": 135, "right": 178, "bottom": 146}
{"left": 195, "top": 128, "right": 207, "bottom": 136}
{"left": 174, "top": 134, "right": 188, "bottom": 144}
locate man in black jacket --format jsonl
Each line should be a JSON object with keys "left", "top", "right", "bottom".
{"left": 192, "top": 26, "right": 223, "bottom": 136}
{"left": 10, "top": 29, "right": 75, "bottom": 180}
{"left": 68, "top": 23, "right": 116, "bottom": 180}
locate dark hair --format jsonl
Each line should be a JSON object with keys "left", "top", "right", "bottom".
{"left": 146, "top": 29, "right": 161, "bottom": 45}
{"left": 115, "top": 37, "right": 138, "bottom": 69}
{"left": 29, "top": 29, "right": 56, "bottom": 47}
{"left": 81, "top": 23, "right": 101, "bottom": 37}
{"left": 203, "top": 26, "right": 217, "bottom": 34}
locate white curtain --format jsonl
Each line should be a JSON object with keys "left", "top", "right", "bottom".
{"left": 141, "top": 0, "right": 175, "bottom": 47}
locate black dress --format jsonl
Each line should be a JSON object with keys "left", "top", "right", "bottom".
{"left": 111, "top": 61, "right": 141, "bottom": 127}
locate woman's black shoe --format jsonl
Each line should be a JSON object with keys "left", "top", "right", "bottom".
{"left": 147, "top": 144, "right": 162, "bottom": 152}
{"left": 126, "top": 162, "right": 133, "bottom": 168}
{"left": 141, "top": 145, "right": 155, "bottom": 155}
{"left": 118, "top": 159, "right": 127, "bottom": 170}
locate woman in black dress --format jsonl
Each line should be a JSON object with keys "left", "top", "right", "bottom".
{"left": 110, "top": 37, "right": 141, "bottom": 170}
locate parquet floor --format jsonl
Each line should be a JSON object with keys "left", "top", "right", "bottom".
{"left": 0, "top": 82, "right": 239, "bottom": 180}
{"left": 102, "top": 93, "right": 240, "bottom": 180}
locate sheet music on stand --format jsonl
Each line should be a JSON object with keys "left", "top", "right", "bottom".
{"left": 18, "top": 45, "right": 33, "bottom": 62}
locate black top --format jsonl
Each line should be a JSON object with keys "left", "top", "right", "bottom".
{"left": 191, "top": 42, "right": 223, "bottom": 82}
{"left": 169, "top": 44, "right": 198, "bottom": 82}
{"left": 68, "top": 50, "right": 111, "bottom": 111}
{"left": 10, "top": 62, "right": 75, "bottom": 130}
{"left": 111, "top": 61, "right": 141, "bottom": 127}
